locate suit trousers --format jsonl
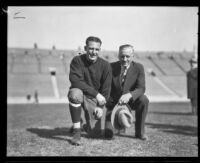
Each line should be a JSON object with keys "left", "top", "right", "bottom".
{"left": 105, "top": 94, "right": 149, "bottom": 137}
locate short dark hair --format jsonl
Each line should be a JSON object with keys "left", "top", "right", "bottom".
{"left": 86, "top": 36, "right": 102, "bottom": 46}
{"left": 119, "top": 44, "right": 134, "bottom": 52}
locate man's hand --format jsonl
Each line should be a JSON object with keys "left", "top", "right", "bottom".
{"left": 96, "top": 93, "right": 106, "bottom": 106}
{"left": 93, "top": 107, "right": 103, "bottom": 120}
{"left": 118, "top": 93, "right": 132, "bottom": 105}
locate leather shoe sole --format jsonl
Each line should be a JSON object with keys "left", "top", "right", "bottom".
{"left": 134, "top": 135, "right": 148, "bottom": 141}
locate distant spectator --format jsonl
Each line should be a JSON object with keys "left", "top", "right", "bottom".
{"left": 34, "top": 43, "right": 38, "bottom": 49}
{"left": 26, "top": 94, "right": 31, "bottom": 102}
{"left": 34, "top": 90, "right": 39, "bottom": 104}
{"left": 52, "top": 45, "right": 56, "bottom": 50}
{"left": 187, "top": 56, "right": 198, "bottom": 115}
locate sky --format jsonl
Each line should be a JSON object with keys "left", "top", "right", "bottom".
{"left": 8, "top": 6, "right": 198, "bottom": 52}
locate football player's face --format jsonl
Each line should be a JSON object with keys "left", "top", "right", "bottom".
{"left": 118, "top": 47, "right": 133, "bottom": 67}
{"left": 85, "top": 41, "right": 101, "bottom": 63}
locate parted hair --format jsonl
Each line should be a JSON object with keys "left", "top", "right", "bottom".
{"left": 86, "top": 36, "right": 102, "bottom": 46}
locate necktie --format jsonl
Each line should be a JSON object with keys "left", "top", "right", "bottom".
{"left": 121, "top": 66, "right": 128, "bottom": 88}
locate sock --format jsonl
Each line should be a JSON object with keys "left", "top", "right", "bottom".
{"left": 69, "top": 102, "right": 82, "bottom": 125}
{"left": 73, "top": 122, "right": 81, "bottom": 129}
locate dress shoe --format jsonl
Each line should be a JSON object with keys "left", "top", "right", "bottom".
{"left": 82, "top": 123, "right": 92, "bottom": 133}
{"left": 135, "top": 135, "right": 148, "bottom": 141}
{"left": 117, "top": 128, "right": 126, "bottom": 134}
{"left": 104, "top": 128, "right": 114, "bottom": 140}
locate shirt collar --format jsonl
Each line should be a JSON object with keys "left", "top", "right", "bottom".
{"left": 121, "top": 64, "right": 130, "bottom": 71}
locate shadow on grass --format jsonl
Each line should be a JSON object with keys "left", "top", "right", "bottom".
{"left": 26, "top": 127, "right": 105, "bottom": 145}
{"left": 148, "top": 111, "right": 196, "bottom": 116}
{"left": 111, "top": 121, "right": 197, "bottom": 139}
{"left": 146, "top": 122, "right": 197, "bottom": 137}
{"left": 26, "top": 127, "right": 88, "bottom": 145}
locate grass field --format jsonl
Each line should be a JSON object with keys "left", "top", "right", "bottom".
{"left": 7, "top": 102, "right": 198, "bottom": 157}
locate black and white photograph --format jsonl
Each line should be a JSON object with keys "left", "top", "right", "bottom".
{"left": 6, "top": 6, "right": 198, "bottom": 157}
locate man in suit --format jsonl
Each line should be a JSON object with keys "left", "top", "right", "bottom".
{"left": 187, "top": 56, "right": 198, "bottom": 115}
{"left": 68, "top": 36, "right": 112, "bottom": 145}
{"left": 104, "top": 44, "right": 149, "bottom": 140}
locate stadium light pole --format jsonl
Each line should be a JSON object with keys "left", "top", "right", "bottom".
{"left": 49, "top": 67, "right": 60, "bottom": 99}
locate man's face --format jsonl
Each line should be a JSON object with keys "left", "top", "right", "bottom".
{"left": 118, "top": 47, "right": 133, "bottom": 67}
{"left": 85, "top": 41, "right": 101, "bottom": 63}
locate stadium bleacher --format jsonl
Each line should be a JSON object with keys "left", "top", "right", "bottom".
{"left": 7, "top": 74, "right": 54, "bottom": 97}
{"left": 7, "top": 54, "right": 13, "bottom": 73}
{"left": 158, "top": 75, "right": 187, "bottom": 97}
{"left": 150, "top": 57, "right": 185, "bottom": 76}
{"left": 40, "top": 55, "right": 65, "bottom": 74}
{"left": 180, "top": 51, "right": 194, "bottom": 59}
{"left": 172, "top": 57, "right": 191, "bottom": 73}
{"left": 12, "top": 54, "right": 39, "bottom": 73}
{"left": 56, "top": 75, "right": 71, "bottom": 97}
{"left": 7, "top": 48, "right": 195, "bottom": 103}
{"left": 134, "top": 57, "right": 164, "bottom": 76}
{"left": 145, "top": 74, "right": 173, "bottom": 96}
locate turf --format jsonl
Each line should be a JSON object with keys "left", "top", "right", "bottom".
{"left": 7, "top": 102, "right": 198, "bottom": 156}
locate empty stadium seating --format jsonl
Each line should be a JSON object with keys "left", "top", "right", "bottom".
{"left": 7, "top": 54, "right": 13, "bottom": 73}
{"left": 134, "top": 57, "right": 164, "bottom": 76}
{"left": 7, "top": 74, "right": 54, "bottom": 97}
{"left": 40, "top": 55, "right": 65, "bottom": 74}
{"left": 150, "top": 57, "right": 185, "bottom": 76}
{"left": 145, "top": 74, "right": 173, "bottom": 97}
{"left": 12, "top": 54, "right": 39, "bottom": 73}
{"left": 158, "top": 75, "right": 187, "bottom": 97}
{"left": 56, "top": 75, "right": 71, "bottom": 97}
{"left": 7, "top": 48, "right": 195, "bottom": 101}
{"left": 173, "top": 57, "right": 191, "bottom": 73}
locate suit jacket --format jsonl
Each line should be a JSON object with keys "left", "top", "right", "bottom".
{"left": 107, "top": 61, "right": 146, "bottom": 109}
{"left": 187, "top": 67, "right": 198, "bottom": 99}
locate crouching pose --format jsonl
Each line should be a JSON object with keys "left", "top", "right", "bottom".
{"left": 68, "top": 36, "right": 112, "bottom": 145}
{"left": 105, "top": 44, "right": 149, "bottom": 140}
